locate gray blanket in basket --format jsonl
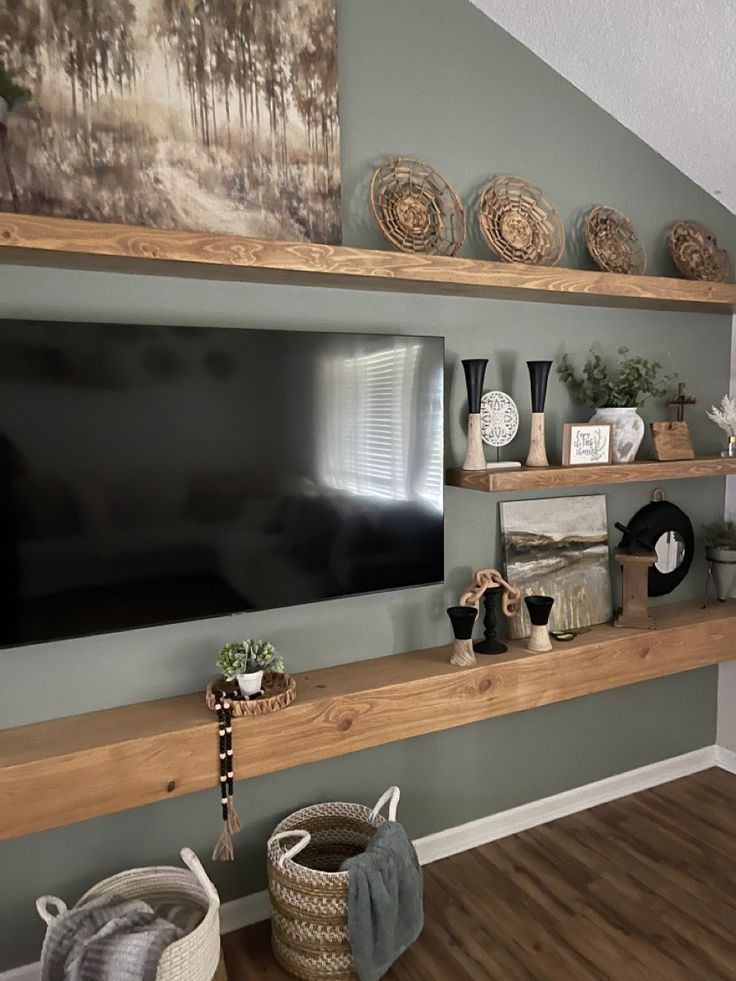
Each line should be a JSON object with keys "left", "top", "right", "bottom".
{"left": 340, "top": 822, "right": 423, "bottom": 981}
{"left": 41, "top": 893, "right": 184, "bottom": 981}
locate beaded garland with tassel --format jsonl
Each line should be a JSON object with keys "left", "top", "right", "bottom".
{"left": 212, "top": 697, "right": 243, "bottom": 861}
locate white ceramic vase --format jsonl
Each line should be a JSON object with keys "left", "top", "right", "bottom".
{"left": 589, "top": 406, "right": 645, "bottom": 464}
{"left": 236, "top": 669, "right": 264, "bottom": 697}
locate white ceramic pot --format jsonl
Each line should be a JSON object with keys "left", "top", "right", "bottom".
{"left": 589, "top": 406, "right": 645, "bottom": 464}
{"left": 706, "top": 547, "right": 736, "bottom": 601}
{"left": 236, "top": 669, "right": 264, "bottom": 697}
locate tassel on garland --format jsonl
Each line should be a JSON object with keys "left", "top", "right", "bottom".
{"left": 212, "top": 699, "right": 242, "bottom": 861}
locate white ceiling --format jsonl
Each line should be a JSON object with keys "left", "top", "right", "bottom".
{"left": 470, "top": 0, "right": 736, "bottom": 214}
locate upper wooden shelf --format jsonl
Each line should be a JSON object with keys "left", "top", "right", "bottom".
{"left": 447, "top": 455, "right": 736, "bottom": 492}
{"left": 0, "top": 599, "right": 734, "bottom": 841}
{"left": 1, "top": 213, "right": 735, "bottom": 313}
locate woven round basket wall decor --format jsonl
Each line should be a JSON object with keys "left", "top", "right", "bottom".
{"left": 478, "top": 175, "right": 565, "bottom": 266}
{"left": 668, "top": 220, "right": 731, "bottom": 282}
{"left": 584, "top": 205, "right": 646, "bottom": 275}
{"left": 369, "top": 156, "right": 466, "bottom": 256}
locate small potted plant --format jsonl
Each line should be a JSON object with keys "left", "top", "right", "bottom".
{"left": 706, "top": 394, "right": 736, "bottom": 458}
{"left": 558, "top": 346, "right": 673, "bottom": 463}
{"left": 217, "top": 640, "right": 286, "bottom": 697}
{"left": 702, "top": 520, "right": 736, "bottom": 601}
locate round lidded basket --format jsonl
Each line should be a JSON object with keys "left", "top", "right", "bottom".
{"left": 36, "top": 848, "right": 221, "bottom": 981}
{"left": 668, "top": 220, "right": 731, "bottom": 282}
{"left": 370, "top": 156, "right": 465, "bottom": 257}
{"left": 478, "top": 175, "right": 564, "bottom": 266}
{"left": 267, "top": 786, "right": 400, "bottom": 981}
{"left": 584, "top": 205, "right": 646, "bottom": 275}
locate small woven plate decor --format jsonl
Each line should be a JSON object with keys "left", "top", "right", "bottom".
{"left": 369, "top": 156, "right": 466, "bottom": 256}
{"left": 668, "top": 220, "right": 731, "bottom": 282}
{"left": 206, "top": 671, "right": 296, "bottom": 717}
{"left": 584, "top": 206, "right": 646, "bottom": 275}
{"left": 478, "top": 175, "right": 565, "bottom": 266}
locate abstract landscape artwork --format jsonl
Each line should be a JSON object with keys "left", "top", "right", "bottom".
{"left": 500, "top": 495, "right": 612, "bottom": 639}
{"left": 0, "top": 0, "right": 340, "bottom": 242}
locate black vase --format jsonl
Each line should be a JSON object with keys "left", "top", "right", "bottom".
{"left": 447, "top": 605, "right": 478, "bottom": 640}
{"left": 473, "top": 586, "right": 508, "bottom": 655}
{"left": 524, "top": 594, "right": 554, "bottom": 652}
{"left": 527, "top": 360, "right": 552, "bottom": 413}
{"left": 462, "top": 359, "right": 488, "bottom": 470}
{"left": 526, "top": 360, "right": 552, "bottom": 468}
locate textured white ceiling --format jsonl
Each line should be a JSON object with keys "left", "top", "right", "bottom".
{"left": 470, "top": 0, "right": 736, "bottom": 214}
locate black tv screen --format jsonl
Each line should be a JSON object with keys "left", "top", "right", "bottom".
{"left": 0, "top": 322, "right": 444, "bottom": 646}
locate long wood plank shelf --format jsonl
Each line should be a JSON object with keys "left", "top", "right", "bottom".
{"left": 1, "top": 213, "right": 735, "bottom": 313}
{"left": 0, "top": 600, "right": 734, "bottom": 841}
{"left": 447, "top": 455, "right": 736, "bottom": 492}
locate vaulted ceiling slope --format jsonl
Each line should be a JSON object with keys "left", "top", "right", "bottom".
{"left": 470, "top": 0, "right": 736, "bottom": 214}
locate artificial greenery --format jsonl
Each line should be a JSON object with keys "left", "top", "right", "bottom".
{"left": 557, "top": 346, "right": 674, "bottom": 409}
{"left": 0, "top": 68, "right": 31, "bottom": 112}
{"left": 217, "top": 639, "right": 285, "bottom": 680}
{"left": 702, "top": 520, "right": 736, "bottom": 550}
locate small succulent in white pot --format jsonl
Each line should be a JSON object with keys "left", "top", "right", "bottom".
{"left": 217, "top": 640, "right": 285, "bottom": 697}
{"left": 702, "top": 520, "right": 736, "bottom": 602}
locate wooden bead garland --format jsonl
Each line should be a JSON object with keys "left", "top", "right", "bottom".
{"left": 212, "top": 697, "right": 243, "bottom": 861}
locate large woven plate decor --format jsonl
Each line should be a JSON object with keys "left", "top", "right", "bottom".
{"left": 585, "top": 206, "right": 646, "bottom": 275}
{"left": 370, "top": 156, "right": 466, "bottom": 257}
{"left": 668, "top": 220, "right": 731, "bottom": 283}
{"left": 479, "top": 175, "right": 564, "bottom": 266}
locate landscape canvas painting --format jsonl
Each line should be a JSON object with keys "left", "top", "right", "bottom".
{"left": 500, "top": 495, "right": 612, "bottom": 639}
{"left": 0, "top": 0, "right": 340, "bottom": 242}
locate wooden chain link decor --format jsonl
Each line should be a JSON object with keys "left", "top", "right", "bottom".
{"left": 584, "top": 205, "right": 646, "bottom": 275}
{"left": 369, "top": 156, "right": 466, "bottom": 257}
{"left": 668, "top": 220, "right": 731, "bottom": 283}
{"left": 460, "top": 567, "right": 521, "bottom": 618}
{"left": 478, "top": 175, "right": 564, "bottom": 266}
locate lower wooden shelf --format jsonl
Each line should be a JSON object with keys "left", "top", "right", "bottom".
{"left": 0, "top": 599, "right": 733, "bottom": 841}
{"left": 447, "top": 455, "right": 736, "bottom": 492}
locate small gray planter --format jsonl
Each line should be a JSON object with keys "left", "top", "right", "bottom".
{"left": 706, "top": 546, "right": 736, "bottom": 601}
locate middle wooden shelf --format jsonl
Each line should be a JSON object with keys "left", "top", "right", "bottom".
{"left": 447, "top": 455, "right": 736, "bottom": 492}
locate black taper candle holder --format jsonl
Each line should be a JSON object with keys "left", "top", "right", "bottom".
{"left": 473, "top": 586, "right": 508, "bottom": 655}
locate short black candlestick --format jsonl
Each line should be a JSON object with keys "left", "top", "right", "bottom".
{"left": 473, "top": 586, "right": 508, "bottom": 655}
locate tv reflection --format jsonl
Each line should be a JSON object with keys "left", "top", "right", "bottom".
{"left": 0, "top": 322, "right": 444, "bottom": 646}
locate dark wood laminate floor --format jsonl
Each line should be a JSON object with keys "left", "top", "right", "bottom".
{"left": 223, "top": 768, "right": 736, "bottom": 979}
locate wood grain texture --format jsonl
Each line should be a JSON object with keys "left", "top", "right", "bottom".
{"left": 0, "top": 600, "right": 734, "bottom": 842}
{"left": 1, "top": 213, "right": 736, "bottom": 312}
{"left": 447, "top": 455, "right": 736, "bottom": 492}
{"left": 650, "top": 421, "right": 695, "bottom": 461}
{"left": 222, "top": 768, "right": 736, "bottom": 980}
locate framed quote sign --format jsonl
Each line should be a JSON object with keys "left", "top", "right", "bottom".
{"left": 562, "top": 423, "right": 613, "bottom": 466}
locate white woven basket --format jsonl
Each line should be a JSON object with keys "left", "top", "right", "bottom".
{"left": 267, "top": 786, "right": 400, "bottom": 981}
{"left": 36, "top": 847, "right": 221, "bottom": 981}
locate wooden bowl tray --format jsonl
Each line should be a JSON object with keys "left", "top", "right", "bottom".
{"left": 205, "top": 672, "right": 296, "bottom": 717}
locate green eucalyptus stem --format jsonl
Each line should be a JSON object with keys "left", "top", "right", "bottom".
{"left": 558, "top": 346, "right": 676, "bottom": 409}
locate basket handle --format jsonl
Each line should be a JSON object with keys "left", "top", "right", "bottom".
{"left": 180, "top": 847, "right": 220, "bottom": 909}
{"left": 371, "top": 786, "right": 400, "bottom": 822}
{"left": 269, "top": 830, "right": 312, "bottom": 868}
{"left": 36, "top": 896, "right": 67, "bottom": 925}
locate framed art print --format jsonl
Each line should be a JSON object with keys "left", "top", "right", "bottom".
{"left": 562, "top": 423, "right": 613, "bottom": 466}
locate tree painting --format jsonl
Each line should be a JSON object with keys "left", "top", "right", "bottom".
{"left": 0, "top": 0, "right": 340, "bottom": 242}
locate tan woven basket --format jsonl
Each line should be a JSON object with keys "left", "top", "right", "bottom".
{"left": 267, "top": 786, "right": 401, "bottom": 981}
{"left": 37, "top": 848, "right": 221, "bottom": 981}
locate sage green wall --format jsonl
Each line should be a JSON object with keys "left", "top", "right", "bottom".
{"left": 1, "top": 0, "right": 735, "bottom": 968}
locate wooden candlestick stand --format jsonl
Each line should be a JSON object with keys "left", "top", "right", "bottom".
{"left": 614, "top": 548, "right": 657, "bottom": 629}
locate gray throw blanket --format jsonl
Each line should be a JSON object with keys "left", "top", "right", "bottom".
{"left": 340, "top": 822, "right": 423, "bottom": 981}
{"left": 41, "top": 893, "right": 184, "bottom": 981}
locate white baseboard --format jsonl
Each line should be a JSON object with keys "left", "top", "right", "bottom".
{"left": 715, "top": 744, "right": 736, "bottom": 773}
{"left": 3, "top": 743, "right": 726, "bottom": 981}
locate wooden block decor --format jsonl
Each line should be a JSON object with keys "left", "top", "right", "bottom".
{"left": 650, "top": 421, "right": 695, "bottom": 461}
{"left": 614, "top": 548, "right": 657, "bottom": 630}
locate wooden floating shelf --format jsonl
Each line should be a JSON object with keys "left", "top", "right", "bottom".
{"left": 0, "top": 600, "right": 734, "bottom": 841}
{"left": 447, "top": 455, "right": 736, "bottom": 492}
{"left": 1, "top": 213, "right": 735, "bottom": 313}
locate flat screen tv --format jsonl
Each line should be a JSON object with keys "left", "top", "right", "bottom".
{"left": 0, "top": 322, "right": 444, "bottom": 647}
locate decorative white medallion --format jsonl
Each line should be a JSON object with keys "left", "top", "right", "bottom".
{"left": 480, "top": 391, "right": 519, "bottom": 447}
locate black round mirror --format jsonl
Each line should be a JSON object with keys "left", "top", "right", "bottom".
{"left": 619, "top": 500, "right": 694, "bottom": 596}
